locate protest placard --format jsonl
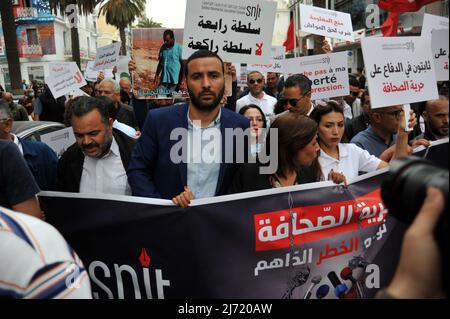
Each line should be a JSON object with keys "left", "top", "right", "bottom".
{"left": 182, "top": 0, "right": 277, "bottom": 64}
{"left": 132, "top": 28, "right": 188, "bottom": 99}
{"left": 299, "top": 4, "right": 354, "bottom": 42}
{"left": 283, "top": 51, "right": 350, "bottom": 101}
{"left": 421, "top": 13, "right": 449, "bottom": 36}
{"left": 85, "top": 61, "right": 114, "bottom": 82}
{"left": 362, "top": 37, "right": 439, "bottom": 109}
{"left": 431, "top": 29, "right": 449, "bottom": 81}
{"left": 45, "top": 62, "right": 87, "bottom": 99}
{"left": 116, "top": 56, "right": 131, "bottom": 80}
{"left": 40, "top": 126, "right": 76, "bottom": 158}
{"left": 93, "top": 42, "right": 121, "bottom": 71}
{"left": 247, "top": 46, "right": 285, "bottom": 74}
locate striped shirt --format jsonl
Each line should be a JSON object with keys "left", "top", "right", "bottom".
{"left": 0, "top": 206, "right": 92, "bottom": 299}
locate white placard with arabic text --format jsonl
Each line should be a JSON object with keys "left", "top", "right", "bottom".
{"left": 40, "top": 127, "right": 76, "bottom": 158}
{"left": 45, "top": 62, "right": 87, "bottom": 99}
{"left": 183, "top": 0, "right": 277, "bottom": 64}
{"left": 247, "top": 46, "right": 285, "bottom": 74}
{"left": 362, "top": 37, "right": 439, "bottom": 109}
{"left": 431, "top": 29, "right": 449, "bottom": 82}
{"left": 283, "top": 51, "right": 350, "bottom": 101}
{"left": 93, "top": 43, "right": 121, "bottom": 71}
{"left": 421, "top": 13, "right": 449, "bottom": 36}
{"left": 85, "top": 61, "right": 114, "bottom": 82}
{"left": 299, "top": 4, "right": 354, "bottom": 42}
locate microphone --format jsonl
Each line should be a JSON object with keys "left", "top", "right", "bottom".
{"left": 348, "top": 256, "right": 368, "bottom": 270}
{"left": 340, "top": 267, "right": 364, "bottom": 299}
{"left": 327, "top": 271, "right": 348, "bottom": 299}
{"left": 282, "top": 267, "right": 310, "bottom": 299}
{"left": 315, "top": 285, "right": 330, "bottom": 299}
{"left": 303, "top": 275, "right": 322, "bottom": 299}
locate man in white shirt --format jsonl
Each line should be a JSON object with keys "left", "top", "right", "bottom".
{"left": 57, "top": 96, "right": 136, "bottom": 195}
{"left": 236, "top": 71, "right": 277, "bottom": 123}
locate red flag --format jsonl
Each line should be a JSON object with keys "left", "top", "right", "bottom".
{"left": 283, "top": 18, "right": 298, "bottom": 52}
{"left": 379, "top": 0, "right": 439, "bottom": 36}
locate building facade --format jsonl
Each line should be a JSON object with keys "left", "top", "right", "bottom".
{"left": 0, "top": 0, "right": 98, "bottom": 91}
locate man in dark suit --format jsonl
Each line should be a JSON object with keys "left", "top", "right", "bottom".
{"left": 127, "top": 50, "right": 250, "bottom": 207}
{"left": 57, "top": 96, "right": 136, "bottom": 195}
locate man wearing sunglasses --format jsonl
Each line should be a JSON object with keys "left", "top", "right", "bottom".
{"left": 342, "top": 75, "right": 363, "bottom": 119}
{"left": 236, "top": 71, "right": 277, "bottom": 122}
{"left": 276, "top": 74, "right": 314, "bottom": 118}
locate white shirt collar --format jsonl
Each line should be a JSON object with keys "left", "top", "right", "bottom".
{"left": 320, "top": 143, "right": 349, "bottom": 165}
{"left": 100, "top": 136, "right": 120, "bottom": 159}
{"left": 11, "top": 134, "right": 23, "bottom": 155}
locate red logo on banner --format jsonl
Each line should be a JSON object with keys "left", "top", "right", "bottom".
{"left": 255, "top": 43, "right": 263, "bottom": 56}
{"left": 254, "top": 189, "right": 386, "bottom": 251}
{"left": 139, "top": 248, "right": 151, "bottom": 268}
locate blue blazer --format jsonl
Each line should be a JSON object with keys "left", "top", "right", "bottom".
{"left": 20, "top": 138, "right": 58, "bottom": 191}
{"left": 127, "top": 103, "right": 250, "bottom": 199}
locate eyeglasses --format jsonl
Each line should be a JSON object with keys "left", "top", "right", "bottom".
{"left": 0, "top": 118, "right": 11, "bottom": 123}
{"left": 249, "top": 79, "right": 263, "bottom": 85}
{"left": 378, "top": 110, "right": 403, "bottom": 119}
{"left": 279, "top": 98, "right": 300, "bottom": 106}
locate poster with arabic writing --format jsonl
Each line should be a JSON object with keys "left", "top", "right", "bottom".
{"left": 45, "top": 62, "right": 87, "bottom": 99}
{"left": 182, "top": 0, "right": 277, "bottom": 64}
{"left": 431, "top": 29, "right": 449, "bottom": 82}
{"left": 93, "top": 43, "right": 121, "bottom": 71}
{"left": 299, "top": 4, "right": 354, "bottom": 42}
{"left": 362, "top": 37, "right": 439, "bottom": 109}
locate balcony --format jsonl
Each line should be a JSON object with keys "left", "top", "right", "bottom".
{"left": 20, "top": 44, "right": 43, "bottom": 57}
{"left": 15, "top": 7, "right": 38, "bottom": 23}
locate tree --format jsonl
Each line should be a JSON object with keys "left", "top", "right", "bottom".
{"left": 137, "top": 17, "right": 162, "bottom": 28}
{"left": 49, "top": 0, "right": 98, "bottom": 68}
{"left": 0, "top": 0, "right": 22, "bottom": 93}
{"left": 98, "top": 0, "right": 145, "bottom": 56}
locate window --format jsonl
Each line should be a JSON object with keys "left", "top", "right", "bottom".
{"left": 26, "top": 29, "right": 39, "bottom": 45}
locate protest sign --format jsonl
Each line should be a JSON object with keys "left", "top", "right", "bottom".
{"left": 132, "top": 28, "right": 188, "bottom": 99}
{"left": 85, "top": 61, "right": 114, "bottom": 82}
{"left": 299, "top": 4, "right": 354, "bottom": 42}
{"left": 116, "top": 56, "right": 131, "bottom": 80}
{"left": 40, "top": 127, "right": 76, "bottom": 158}
{"left": 45, "top": 62, "right": 87, "bottom": 99}
{"left": 247, "top": 46, "right": 285, "bottom": 74}
{"left": 431, "top": 29, "right": 449, "bottom": 82}
{"left": 283, "top": 51, "right": 350, "bottom": 101}
{"left": 182, "top": 0, "right": 277, "bottom": 64}
{"left": 421, "top": 13, "right": 449, "bottom": 36}
{"left": 93, "top": 42, "right": 121, "bottom": 71}
{"left": 38, "top": 140, "right": 448, "bottom": 299}
{"left": 362, "top": 37, "right": 439, "bottom": 109}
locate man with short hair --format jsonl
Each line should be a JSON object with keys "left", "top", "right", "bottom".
{"left": 2, "top": 92, "right": 29, "bottom": 121}
{"left": 350, "top": 105, "right": 404, "bottom": 157}
{"left": 343, "top": 75, "right": 363, "bottom": 119}
{"left": 278, "top": 74, "right": 314, "bottom": 117}
{"left": 265, "top": 72, "right": 280, "bottom": 98}
{"left": 128, "top": 50, "right": 249, "bottom": 206}
{"left": 57, "top": 97, "right": 136, "bottom": 195}
{"left": 155, "top": 29, "right": 184, "bottom": 92}
{"left": 0, "top": 103, "right": 58, "bottom": 191}
{"left": 416, "top": 96, "right": 449, "bottom": 141}
{"left": 119, "top": 77, "right": 132, "bottom": 104}
{"left": 97, "top": 79, "right": 139, "bottom": 130}
{"left": 236, "top": 71, "right": 277, "bottom": 122}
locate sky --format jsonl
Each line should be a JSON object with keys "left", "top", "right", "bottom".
{"left": 145, "top": 0, "right": 187, "bottom": 28}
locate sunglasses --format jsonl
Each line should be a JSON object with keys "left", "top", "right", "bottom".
{"left": 249, "top": 78, "right": 263, "bottom": 85}
{"left": 279, "top": 98, "right": 300, "bottom": 106}
{"left": 351, "top": 91, "right": 360, "bottom": 97}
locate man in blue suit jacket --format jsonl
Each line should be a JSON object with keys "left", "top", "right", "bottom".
{"left": 127, "top": 50, "right": 250, "bottom": 206}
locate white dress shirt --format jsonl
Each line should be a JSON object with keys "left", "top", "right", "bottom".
{"left": 319, "top": 143, "right": 381, "bottom": 181}
{"left": 79, "top": 137, "right": 131, "bottom": 195}
{"left": 236, "top": 92, "right": 277, "bottom": 124}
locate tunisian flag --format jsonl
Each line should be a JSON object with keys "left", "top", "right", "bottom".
{"left": 379, "top": 0, "right": 440, "bottom": 36}
{"left": 283, "top": 18, "right": 299, "bottom": 52}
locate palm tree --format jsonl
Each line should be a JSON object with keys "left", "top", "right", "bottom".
{"left": 49, "top": 0, "right": 98, "bottom": 68}
{"left": 98, "top": 0, "right": 145, "bottom": 56}
{"left": 137, "top": 17, "right": 162, "bottom": 28}
{"left": 0, "top": 0, "right": 22, "bottom": 93}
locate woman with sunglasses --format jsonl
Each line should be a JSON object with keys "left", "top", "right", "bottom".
{"left": 229, "top": 112, "right": 323, "bottom": 193}
{"left": 310, "top": 101, "right": 416, "bottom": 183}
{"left": 239, "top": 104, "right": 267, "bottom": 156}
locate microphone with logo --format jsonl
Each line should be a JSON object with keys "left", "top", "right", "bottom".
{"left": 340, "top": 267, "right": 363, "bottom": 298}
{"left": 302, "top": 275, "right": 322, "bottom": 299}
{"left": 327, "top": 271, "right": 348, "bottom": 299}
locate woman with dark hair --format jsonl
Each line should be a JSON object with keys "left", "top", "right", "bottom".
{"left": 239, "top": 104, "right": 267, "bottom": 156}
{"left": 229, "top": 112, "right": 321, "bottom": 193}
{"left": 310, "top": 101, "right": 413, "bottom": 182}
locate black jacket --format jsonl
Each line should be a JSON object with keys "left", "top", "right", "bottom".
{"left": 57, "top": 129, "right": 136, "bottom": 192}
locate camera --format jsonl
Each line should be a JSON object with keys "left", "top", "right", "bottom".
{"left": 381, "top": 156, "right": 449, "bottom": 294}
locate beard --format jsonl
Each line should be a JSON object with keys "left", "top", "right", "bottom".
{"left": 81, "top": 132, "right": 113, "bottom": 158}
{"left": 188, "top": 86, "right": 225, "bottom": 112}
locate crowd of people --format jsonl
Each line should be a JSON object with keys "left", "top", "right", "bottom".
{"left": 0, "top": 33, "right": 448, "bottom": 299}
